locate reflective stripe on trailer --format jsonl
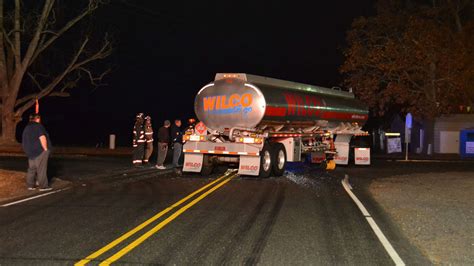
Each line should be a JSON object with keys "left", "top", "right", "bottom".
{"left": 183, "top": 149, "right": 259, "bottom": 156}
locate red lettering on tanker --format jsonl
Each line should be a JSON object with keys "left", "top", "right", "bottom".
{"left": 203, "top": 93, "right": 253, "bottom": 115}
{"left": 282, "top": 93, "right": 323, "bottom": 117}
{"left": 185, "top": 162, "right": 201, "bottom": 168}
{"left": 335, "top": 156, "right": 348, "bottom": 161}
{"left": 240, "top": 165, "right": 258, "bottom": 171}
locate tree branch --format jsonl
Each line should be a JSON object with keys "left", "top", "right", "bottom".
{"left": 14, "top": 93, "right": 36, "bottom": 107}
{"left": 70, "top": 35, "right": 112, "bottom": 71}
{"left": 29, "top": 0, "right": 102, "bottom": 67}
{"left": 14, "top": 71, "right": 52, "bottom": 108}
{"left": 15, "top": 70, "right": 78, "bottom": 108}
{"left": 1, "top": 27, "right": 15, "bottom": 55}
{"left": 13, "top": 0, "right": 21, "bottom": 69}
{"left": 15, "top": 36, "right": 89, "bottom": 116}
{"left": 79, "top": 67, "right": 111, "bottom": 87}
{"left": 0, "top": 0, "right": 8, "bottom": 90}
{"left": 27, "top": 72, "right": 43, "bottom": 91}
{"left": 21, "top": 0, "right": 54, "bottom": 71}
{"left": 49, "top": 91, "right": 70, "bottom": 97}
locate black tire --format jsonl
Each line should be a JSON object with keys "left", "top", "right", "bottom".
{"left": 259, "top": 143, "right": 273, "bottom": 178}
{"left": 271, "top": 143, "right": 286, "bottom": 176}
{"left": 349, "top": 148, "right": 355, "bottom": 165}
{"left": 319, "top": 160, "right": 327, "bottom": 170}
{"left": 200, "top": 155, "right": 214, "bottom": 176}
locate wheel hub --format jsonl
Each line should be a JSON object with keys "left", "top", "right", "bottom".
{"left": 263, "top": 150, "right": 271, "bottom": 171}
{"left": 277, "top": 150, "right": 285, "bottom": 169}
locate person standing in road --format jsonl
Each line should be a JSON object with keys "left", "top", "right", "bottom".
{"left": 132, "top": 113, "right": 146, "bottom": 167}
{"left": 21, "top": 113, "right": 53, "bottom": 191}
{"left": 143, "top": 116, "right": 154, "bottom": 165}
{"left": 171, "top": 119, "right": 183, "bottom": 168}
{"left": 155, "top": 120, "right": 170, "bottom": 170}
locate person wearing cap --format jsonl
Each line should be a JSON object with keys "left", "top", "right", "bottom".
{"left": 143, "top": 115, "right": 154, "bottom": 164}
{"left": 21, "top": 113, "right": 53, "bottom": 191}
{"left": 132, "top": 113, "right": 146, "bottom": 167}
{"left": 155, "top": 120, "right": 171, "bottom": 170}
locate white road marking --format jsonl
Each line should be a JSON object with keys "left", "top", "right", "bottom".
{"left": 342, "top": 175, "right": 405, "bottom": 266}
{"left": 1, "top": 187, "right": 71, "bottom": 207}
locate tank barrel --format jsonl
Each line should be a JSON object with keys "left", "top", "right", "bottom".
{"left": 194, "top": 73, "right": 368, "bottom": 132}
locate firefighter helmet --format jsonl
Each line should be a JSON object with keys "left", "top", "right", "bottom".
{"left": 136, "top": 113, "right": 144, "bottom": 119}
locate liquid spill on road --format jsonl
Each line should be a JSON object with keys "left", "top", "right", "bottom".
{"left": 284, "top": 164, "right": 342, "bottom": 197}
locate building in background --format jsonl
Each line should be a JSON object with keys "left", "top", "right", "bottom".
{"left": 388, "top": 114, "right": 474, "bottom": 155}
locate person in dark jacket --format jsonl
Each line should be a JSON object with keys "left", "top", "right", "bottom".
{"left": 21, "top": 113, "right": 53, "bottom": 191}
{"left": 143, "top": 116, "right": 154, "bottom": 164}
{"left": 155, "top": 120, "right": 170, "bottom": 169}
{"left": 132, "top": 113, "right": 146, "bottom": 167}
{"left": 170, "top": 119, "right": 183, "bottom": 168}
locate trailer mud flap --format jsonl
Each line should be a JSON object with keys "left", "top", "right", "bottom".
{"left": 354, "top": 148, "right": 371, "bottom": 165}
{"left": 334, "top": 134, "right": 351, "bottom": 165}
{"left": 183, "top": 153, "right": 203, "bottom": 172}
{"left": 238, "top": 155, "right": 260, "bottom": 176}
{"left": 334, "top": 142, "right": 349, "bottom": 165}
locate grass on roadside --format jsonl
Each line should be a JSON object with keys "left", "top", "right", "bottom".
{"left": 0, "top": 169, "right": 72, "bottom": 203}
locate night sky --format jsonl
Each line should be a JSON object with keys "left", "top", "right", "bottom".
{"left": 20, "top": 0, "right": 376, "bottom": 147}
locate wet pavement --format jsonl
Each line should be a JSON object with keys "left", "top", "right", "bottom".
{"left": 1, "top": 155, "right": 469, "bottom": 264}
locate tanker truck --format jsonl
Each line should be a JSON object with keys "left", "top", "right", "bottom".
{"left": 182, "top": 73, "right": 369, "bottom": 177}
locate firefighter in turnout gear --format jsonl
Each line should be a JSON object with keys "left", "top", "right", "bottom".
{"left": 143, "top": 116, "right": 154, "bottom": 164}
{"left": 132, "top": 113, "right": 146, "bottom": 167}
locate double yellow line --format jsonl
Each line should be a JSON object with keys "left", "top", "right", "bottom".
{"left": 75, "top": 170, "right": 238, "bottom": 265}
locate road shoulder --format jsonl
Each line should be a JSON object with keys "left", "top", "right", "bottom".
{"left": 0, "top": 168, "right": 73, "bottom": 206}
{"left": 368, "top": 172, "right": 474, "bottom": 265}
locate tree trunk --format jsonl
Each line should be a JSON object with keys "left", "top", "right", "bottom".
{"left": 0, "top": 107, "right": 21, "bottom": 145}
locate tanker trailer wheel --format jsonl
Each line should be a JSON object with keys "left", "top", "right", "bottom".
{"left": 200, "top": 155, "right": 214, "bottom": 176}
{"left": 259, "top": 144, "right": 273, "bottom": 178}
{"left": 319, "top": 160, "right": 327, "bottom": 169}
{"left": 271, "top": 143, "right": 286, "bottom": 176}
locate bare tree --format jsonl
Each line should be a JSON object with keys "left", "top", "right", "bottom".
{"left": 0, "top": 0, "right": 112, "bottom": 144}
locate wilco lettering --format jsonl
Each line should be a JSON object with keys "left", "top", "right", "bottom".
{"left": 356, "top": 157, "right": 369, "bottom": 161}
{"left": 240, "top": 165, "right": 258, "bottom": 171}
{"left": 185, "top": 162, "right": 202, "bottom": 168}
{"left": 284, "top": 93, "right": 324, "bottom": 116}
{"left": 203, "top": 93, "right": 253, "bottom": 115}
{"left": 352, "top": 114, "right": 366, "bottom": 120}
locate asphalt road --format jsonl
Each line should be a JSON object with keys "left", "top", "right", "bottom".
{"left": 0, "top": 156, "right": 438, "bottom": 265}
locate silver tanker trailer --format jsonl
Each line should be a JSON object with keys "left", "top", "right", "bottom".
{"left": 182, "top": 73, "right": 369, "bottom": 177}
